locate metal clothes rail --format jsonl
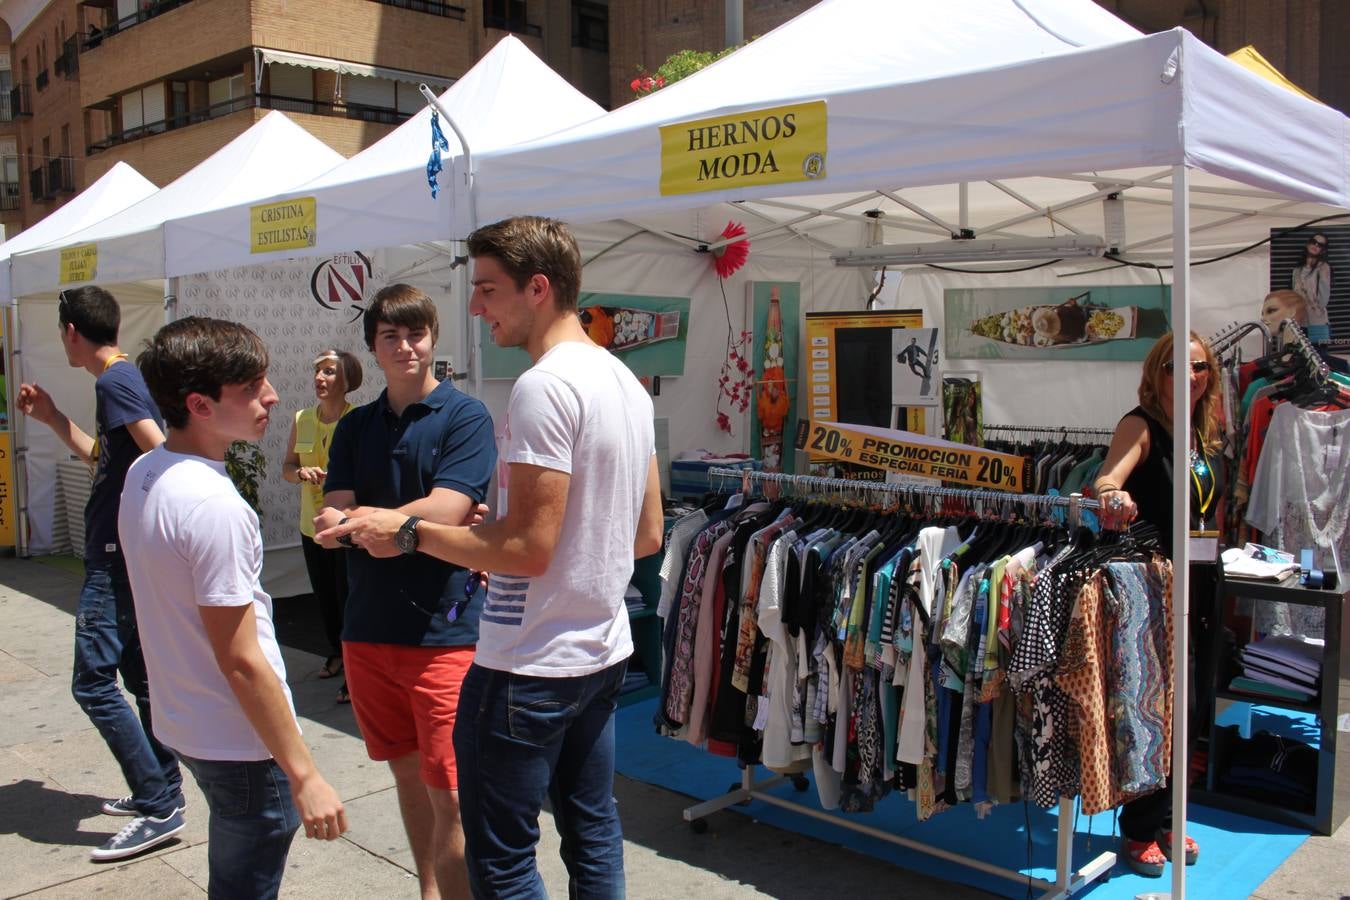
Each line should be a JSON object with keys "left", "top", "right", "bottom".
{"left": 693, "top": 467, "right": 1115, "bottom": 898}
{"left": 983, "top": 423, "right": 1115, "bottom": 439}
{"left": 707, "top": 465, "right": 1104, "bottom": 513}
{"left": 1208, "top": 319, "right": 1274, "bottom": 358}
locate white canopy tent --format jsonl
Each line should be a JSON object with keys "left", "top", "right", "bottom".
{"left": 460, "top": 0, "right": 1345, "bottom": 454}
{"left": 9, "top": 111, "right": 346, "bottom": 293}
{"left": 7, "top": 111, "right": 346, "bottom": 557}
{"left": 0, "top": 162, "right": 157, "bottom": 303}
{"left": 464, "top": 2, "right": 1346, "bottom": 234}
{"left": 453, "top": 1, "right": 1348, "bottom": 895}
{"left": 164, "top": 36, "right": 606, "bottom": 278}
{"left": 0, "top": 162, "right": 160, "bottom": 554}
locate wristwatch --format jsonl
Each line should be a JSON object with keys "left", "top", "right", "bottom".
{"left": 395, "top": 516, "right": 422, "bottom": 555}
{"left": 336, "top": 517, "right": 354, "bottom": 548}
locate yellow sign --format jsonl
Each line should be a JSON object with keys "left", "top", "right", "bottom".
{"left": 250, "top": 197, "right": 316, "bottom": 253}
{"left": 659, "top": 101, "right": 827, "bottom": 196}
{"left": 0, "top": 432, "right": 13, "bottom": 545}
{"left": 795, "top": 420, "right": 1026, "bottom": 492}
{"left": 59, "top": 244, "right": 98, "bottom": 284}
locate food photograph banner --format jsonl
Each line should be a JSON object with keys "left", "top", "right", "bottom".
{"left": 945, "top": 285, "right": 1171, "bottom": 360}
{"left": 480, "top": 292, "right": 690, "bottom": 379}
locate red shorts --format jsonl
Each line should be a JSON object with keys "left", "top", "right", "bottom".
{"left": 342, "top": 641, "right": 474, "bottom": 790}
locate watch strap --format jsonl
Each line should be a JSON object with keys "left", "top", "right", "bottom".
{"left": 336, "top": 516, "right": 354, "bottom": 548}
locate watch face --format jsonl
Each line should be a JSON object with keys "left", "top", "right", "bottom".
{"left": 397, "top": 519, "right": 418, "bottom": 554}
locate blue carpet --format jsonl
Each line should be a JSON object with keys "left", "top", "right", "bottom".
{"left": 615, "top": 699, "right": 1307, "bottom": 899}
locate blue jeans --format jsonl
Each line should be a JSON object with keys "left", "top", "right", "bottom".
{"left": 72, "top": 558, "right": 182, "bottom": 818}
{"left": 179, "top": 755, "right": 300, "bottom": 900}
{"left": 454, "top": 659, "right": 628, "bottom": 900}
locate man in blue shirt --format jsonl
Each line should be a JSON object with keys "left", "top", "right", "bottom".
{"left": 17, "top": 286, "right": 185, "bottom": 861}
{"left": 315, "top": 284, "right": 495, "bottom": 899}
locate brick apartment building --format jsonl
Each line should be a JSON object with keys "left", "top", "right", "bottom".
{"left": 609, "top": 1, "right": 1346, "bottom": 116}
{"left": 0, "top": 0, "right": 611, "bottom": 237}
{"left": 0, "top": 0, "right": 1344, "bottom": 240}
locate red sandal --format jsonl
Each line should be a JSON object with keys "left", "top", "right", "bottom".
{"left": 1157, "top": 830, "right": 1199, "bottom": 865}
{"left": 1120, "top": 837, "right": 1166, "bottom": 877}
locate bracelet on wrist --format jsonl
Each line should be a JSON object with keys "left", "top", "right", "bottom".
{"left": 1094, "top": 483, "right": 1119, "bottom": 494}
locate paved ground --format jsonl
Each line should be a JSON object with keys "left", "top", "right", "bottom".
{"left": 1, "top": 555, "right": 1344, "bottom": 899}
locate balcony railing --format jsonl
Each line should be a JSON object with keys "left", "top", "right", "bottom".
{"left": 370, "top": 0, "right": 466, "bottom": 18}
{"left": 87, "top": 92, "right": 412, "bottom": 154}
{"left": 0, "top": 180, "right": 20, "bottom": 211}
{"left": 483, "top": 13, "right": 542, "bottom": 36}
{"left": 83, "top": 0, "right": 198, "bottom": 51}
{"left": 35, "top": 69, "right": 49, "bottom": 91}
{"left": 9, "top": 85, "right": 31, "bottom": 117}
{"left": 29, "top": 166, "right": 47, "bottom": 202}
{"left": 55, "top": 38, "right": 80, "bottom": 78}
{"left": 47, "top": 156, "right": 75, "bottom": 194}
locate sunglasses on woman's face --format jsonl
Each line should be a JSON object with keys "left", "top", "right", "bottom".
{"left": 1164, "top": 361, "right": 1210, "bottom": 375}
{"left": 1310, "top": 239, "right": 1328, "bottom": 249}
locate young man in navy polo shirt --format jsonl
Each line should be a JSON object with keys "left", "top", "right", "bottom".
{"left": 17, "top": 286, "right": 185, "bottom": 861}
{"left": 314, "top": 284, "right": 495, "bottom": 899}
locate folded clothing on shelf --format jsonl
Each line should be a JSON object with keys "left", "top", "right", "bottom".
{"left": 1221, "top": 546, "right": 1301, "bottom": 581}
{"left": 1214, "top": 726, "right": 1317, "bottom": 811}
{"left": 1233, "top": 634, "right": 1323, "bottom": 700}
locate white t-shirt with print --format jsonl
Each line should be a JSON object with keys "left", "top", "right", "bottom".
{"left": 478, "top": 341, "right": 655, "bottom": 677}
{"left": 119, "top": 445, "right": 296, "bottom": 760}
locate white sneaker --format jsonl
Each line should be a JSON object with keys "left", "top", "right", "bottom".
{"left": 90, "top": 809, "right": 185, "bottom": 862}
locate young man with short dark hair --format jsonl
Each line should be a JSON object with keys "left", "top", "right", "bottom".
{"left": 17, "top": 286, "right": 184, "bottom": 861}
{"left": 322, "top": 218, "right": 664, "bottom": 898}
{"left": 119, "top": 317, "right": 346, "bottom": 898}
{"left": 313, "top": 284, "right": 496, "bottom": 899}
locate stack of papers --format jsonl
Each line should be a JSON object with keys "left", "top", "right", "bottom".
{"left": 1231, "top": 634, "right": 1323, "bottom": 701}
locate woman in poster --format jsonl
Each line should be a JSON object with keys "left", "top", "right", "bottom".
{"left": 1291, "top": 233, "right": 1332, "bottom": 342}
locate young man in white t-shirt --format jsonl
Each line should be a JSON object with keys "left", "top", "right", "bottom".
{"left": 321, "top": 216, "right": 665, "bottom": 897}
{"left": 119, "top": 317, "right": 347, "bottom": 899}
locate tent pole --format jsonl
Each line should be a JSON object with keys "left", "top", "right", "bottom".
{"left": 8, "top": 304, "right": 29, "bottom": 558}
{"left": 1167, "top": 162, "right": 1191, "bottom": 900}
{"left": 419, "top": 84, "right": 476, "bottom": 232}
{"left": 725, "top": 0, "right": 743, "bottom": 45}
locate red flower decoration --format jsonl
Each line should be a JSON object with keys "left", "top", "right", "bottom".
{"left": 712, "top": 221, "right": 750, "bottom": 279}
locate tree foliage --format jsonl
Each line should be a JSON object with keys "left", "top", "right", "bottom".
{"left": 631, "top": 43, "right": 748, "bottom": 98}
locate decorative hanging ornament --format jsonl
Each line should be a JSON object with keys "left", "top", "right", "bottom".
{"left": 426, "top": 111, "right": 451, "bottom": 199}
{"left": 712, "top": 221, "right": 750, "bottom": 279}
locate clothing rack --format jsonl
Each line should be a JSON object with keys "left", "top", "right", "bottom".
{"left": 709, "top": 465, "right": 1104, "bottom": 513}
{"left": 1208, "top": 319, "right": 1274, "bottom": 358}
{"left": 1278, "top": 319, "right": 1332, "bottom": 380}
{"left": 983, "top": 423, "right": 1115, "bottom": 439}
{"left": 687, "top": 467, "right": 1116, "bottom": 899}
